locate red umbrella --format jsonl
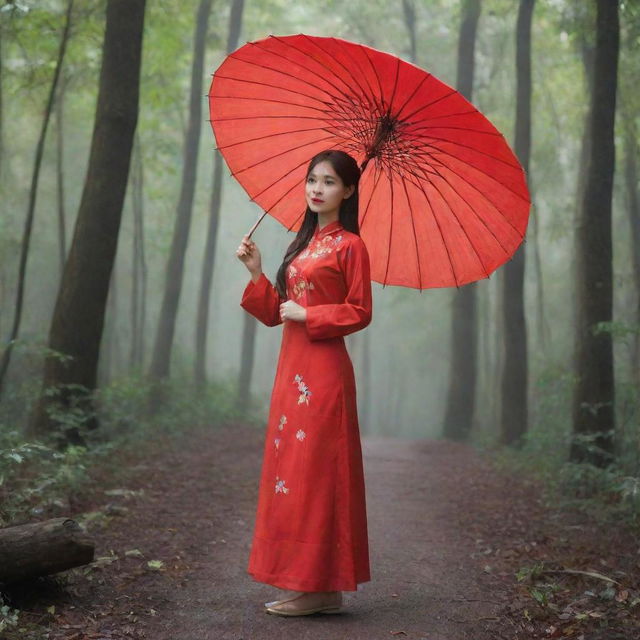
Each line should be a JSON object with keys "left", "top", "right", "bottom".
{"left": 208, "top": 34, "right": 530, "bottom": 289}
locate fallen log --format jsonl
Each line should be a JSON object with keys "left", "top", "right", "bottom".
{"left": 0, "top": 517, "right": 94, "bottom": 584}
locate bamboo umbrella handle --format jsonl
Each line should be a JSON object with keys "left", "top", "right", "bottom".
{"left": 247, "top": 211, "right": 268, "bottom": 239}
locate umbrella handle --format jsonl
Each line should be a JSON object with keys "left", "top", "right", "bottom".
{"left": 246, "top": 211, "right": 268, "bottom": 239}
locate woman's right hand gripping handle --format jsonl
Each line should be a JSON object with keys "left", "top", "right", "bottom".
{"left": 236, "top": 234, "right": 262, "bottom": 283}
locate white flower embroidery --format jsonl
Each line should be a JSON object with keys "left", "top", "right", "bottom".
{"left": 278, "top": 415, "right": 287, "bottom": 431}
{"left": 296, "top": 429, "right": 306, "bottom": 441}
{"left": 287, "top": 264, "right": 298, "bottom": 278}
{"left": 275, "top": 476, "right": 289, "bottom": 494}
{"left": 274, "top": 437, "right": 281, "bottom": 450}
{"left": 293, "top": 374, "right": 312, "bottom": 405}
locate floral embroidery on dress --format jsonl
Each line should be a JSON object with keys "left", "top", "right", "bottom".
{"left": 292, "top": 278, "right": 314, "bottom": 300}
{"left": 293, "top": 374, "right": 312, "bottom": 405}
{"left": 297, "top": 233, "right": 343, "bottom": 260}
{"left": 287, "top": 264, "right": 298, "bottom": 278}
{"left": 278, "top": 415, "right": 287, "bottom": 431}
{"left": 275, "top": 476, "right": 289, "bottom": 494}
{"left": 296, "top": 429, "right": 306, "bottom": 441}
{"left": 274, "top": 437, "right": 281, "bottom": 451}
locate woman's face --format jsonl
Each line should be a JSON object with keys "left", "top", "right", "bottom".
{"left": 305, "top": 160, "right": 354, "bottom": 217}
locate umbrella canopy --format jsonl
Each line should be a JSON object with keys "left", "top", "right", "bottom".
{"left": 209, "top": 34, "right": 530, "bottom": 289}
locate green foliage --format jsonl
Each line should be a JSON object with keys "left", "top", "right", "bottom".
{"left": 0, "top": 367, "right": 250, "bottom": 527}
{"left": 0, "top": 593, "right": 20, "bottom": 635}
{"left": 516, "top": 562, "right": 562, "bottom": 608}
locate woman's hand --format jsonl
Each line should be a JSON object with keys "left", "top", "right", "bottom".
{"left": 280, "top": 300, "right": 307, "bottom": 323}
{"left": 236, "top": 234, "right": 262, "bottom": 280}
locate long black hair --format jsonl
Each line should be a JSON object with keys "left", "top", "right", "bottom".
{"left": 275, "top": 150, "right": 361, "bottom": 299}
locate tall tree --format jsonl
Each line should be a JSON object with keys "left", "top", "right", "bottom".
{"left": 0, "top": 0, "right": 74, "bottom": 398}
{"left": 28, "top": 0, "right": 146, "bottom": 439}
{"left": 149, "top": 0, "right": 213, "bottom": 393}
{"left": 442, "top": 0, "right": 481, "bottom": 441}
{"left": 56, "top": 73, "right": 68, "bottom": 276}
{"left": 236, "top": 312, "right": 256, "bottom": 410}
{"left": 402, "top": 0, "right": 417, "bottom": 63}
{"left": 622, "top": 114, "right": 640, "bottom": 387}
{"left": 130, "top": 133, "right": 147, "bottom": 371}
{"left": 570, "top": 0, "right": 619, "bottom": 467}
{"left": 499, "top": 0, "right": 534, "bottom": 447}
{"left": 195, "top": 0, "right": 244, "bottom": 385}
{"left": 0, "top": 15, "right": 4, "bottom": 181}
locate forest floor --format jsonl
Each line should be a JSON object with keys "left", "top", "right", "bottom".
{"left": 2, "top": 422, "right": 639, "bottom": 640}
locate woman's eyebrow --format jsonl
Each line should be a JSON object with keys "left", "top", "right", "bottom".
{"left": 308, "top": 171, "right": 335, "bottom": 179}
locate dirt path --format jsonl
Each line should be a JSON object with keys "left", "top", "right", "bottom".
{"left": 10, "top": 423, "right": 638, "bottom": 639}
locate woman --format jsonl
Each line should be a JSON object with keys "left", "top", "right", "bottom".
{"left": 236, "top": 149, "right": 372, "bottom": 616}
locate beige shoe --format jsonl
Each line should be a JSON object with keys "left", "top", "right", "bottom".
{"left": 263, "top": 590, "right": 304, "bottom": 608}
{"left": 265, "top": 591, "right": 342, "bottom": 616}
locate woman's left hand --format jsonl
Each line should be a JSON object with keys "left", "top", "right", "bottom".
{"left": 280, "top": 300, "right": 307, "bottom": 323}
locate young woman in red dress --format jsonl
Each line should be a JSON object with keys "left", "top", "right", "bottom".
{"left": 236, "top": 149, "right": 372, "bottom": 616}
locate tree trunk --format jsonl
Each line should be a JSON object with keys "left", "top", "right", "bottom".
{"left": 236, "top": 311, "right": 256, "bottom": 410}
{"left": 570, "top": 0, "right": 619, "bottom": 468}
{"left": 130, "top": 133, "right": 147, "bottom": 371}
{"left": 622, "top": 115, "right": 640, "bottom": 387}
{"left": 195, "top": 0, "right": 245, "bottom": 386}
{"left": 0, "top": 20, "right": 4, "bottom": 181}
{"left": 56, "top": 74, "right": 68, "bottom": 277}
{"left": 402, "top": 0, "right": 417, "bottom": 63}
{"left": 28, "top": 0, "right": 146, "bottom": 440}
{"left": 442, "top": 0, "right": 481, "bottom": 441}
{"left": 499, "top": 0, "right": 534, "bottom": 447}
{"left": 149, "top": 0, "right": 213, "bottom": 394}
{"left": 0, "top": 518, "right": 94, "bottom": 584}
{"left": 569, "top": 33, "right": 595, "bottom": 358}
{"left": 0, "top": 0, "right": 74, "bottom": 399}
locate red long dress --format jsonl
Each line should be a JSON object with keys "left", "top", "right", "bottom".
{"left": 240, "top": 219, "right": 372, "bottom": 592}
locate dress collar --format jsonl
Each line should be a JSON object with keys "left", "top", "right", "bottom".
{"left": 314, "top": 219, "right": 343, "bottom": 239}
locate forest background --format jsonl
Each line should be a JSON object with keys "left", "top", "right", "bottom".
{"left": 0, "top": 0, "right": 639, "bottom": 536}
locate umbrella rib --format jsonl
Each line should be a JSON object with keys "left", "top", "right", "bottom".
{"left": 233, "top": 132, "right": 338, "bottom": 180}
{"left": 215, "top": 125, "right": 349, "bottom": 151}
{"left": 361, "top": 45, "right": 387, "bottom": 113}
{"left": 225, "top": 46, "right": 359, "bottom": 111}
{"left": 210, "top": 114, "right": 373, "bottom": 125}
{"left": 384, "top": 177, "right": 395, "bottom": 286}
{"left": 428, "top": 161, "right": 523, "bottom": 255}
{"left": 359, "top": 163, "right": 384, "bottom": 231}
{"left": 407, "top": 144, "right": 524, "bottom": 198}
{"left": 405, "top": 108, "right": 479, "bottom": 123}
{"left": 392, "top": 72, "right": 432, "bottom": 122}
{"left": 256, "top": 36, "right": 375, "bottom": 114}
{"left": 211, "top": 96, "right": 333, "bottom": 119}
{"left": 399, "top": 175, "right": 423, "bottom": 290}
{"left": 330, "top": 37, "right": 383, "bottom": 115}
{"left": 411, "top": 172, "right": 459, "bottom": 286}
{"left": 408, "top": 123, "right": 504, "bottom": 139}
{"left": 397, "top": 152, "right": 522, "bottom": 257}
{"left": 400, "top": 88, "right": 460, "bottom": 122}
{"left": 418, "top": 164, "right": 500, "bottom": 277}
{"left": 211, "top": 87, "right": 333, "bottom": 112}
{"left": 300, "top": 35, "right": 378, "bottom": 113}
{"left": 387, "top": 56, "right": 401, "bottom": 115}
{"left": 409, "top": 142, "right": 529, "bottom": 204}
{"left": 408, "top": 133, "right": 522, "bottom": 171}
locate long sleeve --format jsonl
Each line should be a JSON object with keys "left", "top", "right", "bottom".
{"left": 305, "top": 238, "right": 372, "bottom": 341}
{"left": 240, "top": 272, "right": 283, "bottom": 327}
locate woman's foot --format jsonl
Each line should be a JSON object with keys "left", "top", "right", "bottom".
{"left": 264, "top": 590, "right": 342, "bottom": 616}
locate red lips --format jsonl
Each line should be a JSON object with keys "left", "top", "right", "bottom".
{"left": 312, "top": 198, "right": 324, "bottom": 203}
